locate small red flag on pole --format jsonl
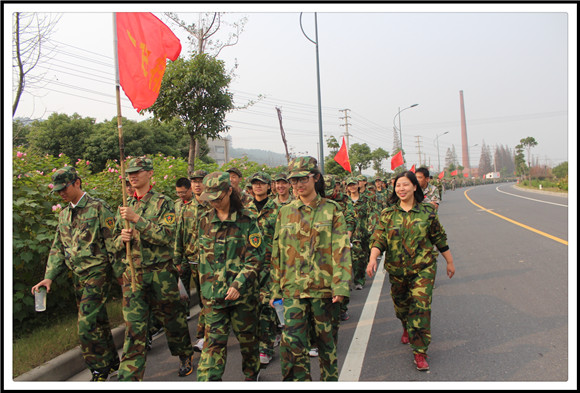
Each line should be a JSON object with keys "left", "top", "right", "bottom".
{"left": 451, "top": 169, "right": 458, "bottom": 176}
{"left": 438, "top": 171, "right": 445, "bottom": 179}
{"left": 391, "top": 151, "right": 404, "bottom": 170}
{"left": 409, "top": 164, "right": 416, "bottom": 173}
{"left": 334, "top": 136, "right": 352, "bottom": 172}
{"left": 116, "top": 12, "right": 182, "bottom": 111}
{"left": 464, "top": 173, "right": 469, "bottom": 178}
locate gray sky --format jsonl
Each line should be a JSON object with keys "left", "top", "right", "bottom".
{"left": 7, "top": 3, "right": 575, "bottom": 173}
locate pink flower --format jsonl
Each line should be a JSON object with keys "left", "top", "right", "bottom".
{"left": 59, "top": 153, "right": 63, "bottom": 157}
{"left": 18, "top": 174, "right": 22, "bottom": 179}
{"left": 163, "top": 175, "right": 168, "bottom": 180}
{"left": 52, "top": 168, "right": 57, "bottom": 172}
{"left": 52, "top": 204, "right": 62, "bottom": 211}
{"left": 17, "top": 151, "right": 23, "bottom": 158}
{"left": 86, "top": 161, "right": 90, "bottom": 166}
{"left": 118, "top": 175, "right": 123, "bottom": 179}
{"left": 64, "top": 164, "right": 68, "bottom": 167}
{"left": 48, "top": 184, "right": 54, "bottom": 189}
{"left": 168, "top": 165, "right": 173, "bottom": 168}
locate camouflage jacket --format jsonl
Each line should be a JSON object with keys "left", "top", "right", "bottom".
{"left": 246, "top": 197, "right": 279, "bottom": 266}
{"left": 375, "top": 190, "right": 389, "bottom": 212}
{"left": 327, "top": 192, "right": 356, "bottom": 234}
{"left": 370, "top": 201, "right": 449, "bottom": 277}
{"left": 271, "top": 194, "right": 352, "bottom": 300}
{"left": 174, "top": 197, "right": 211, "bottom": 267}
{"left": 196, "top": 208, "right": 264, "bottom": 308}
{"left": 45, "top": 193, "right": 120, "bottom": 280}
{"left": 274, "top": 193, "right": 294, "bottom": 207}
{"left": 422, "top": 183, "right": 441, "bottom": 205}
{"left": 349, "top": 192, "right": 378, "bottom": 243}
{"left": 113, "top": 188, "right": 176, "bottom": 269}
{"left": 174, "top": 198, "right": 192, "bottom": 221}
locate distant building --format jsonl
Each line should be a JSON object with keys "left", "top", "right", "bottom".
{"left": 207, "top": 136, "right": 232, "bottom": 166}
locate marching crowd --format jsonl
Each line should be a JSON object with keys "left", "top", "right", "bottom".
{"left": 31, "top": 155, "right": 454, "bottom": 382}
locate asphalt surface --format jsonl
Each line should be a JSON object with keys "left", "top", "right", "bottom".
{"left": 13, "top": 182, "right": 574, "bottom": 389}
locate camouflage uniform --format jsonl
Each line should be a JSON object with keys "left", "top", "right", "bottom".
{"left": 422, "top": 183, "right": 441, "bottom": 206}
{"left": 273, "top": 172, "right": 295, "bottom": 207}
{"left": 44, "top": 167, "right": 120, "bottom": 376}
{"left": 324, "top": 175, "right": 355, "bottom": 318}
{"left": 195, "top": 172, "right": 264, "bottom": 381}
{"left": 271, "top": 157, "right": 352, "bottom": 381}
{"left": 347, "top": 177, "right": 378, "bottom": 288}
{"left": 246, "top": 172, "right": 281, "bottom": 359}
{"left": 113, "top": 157, "right": 193, "bottom": 381}
{"left": 369, "top": 201, "right": 449, "bottom": 355}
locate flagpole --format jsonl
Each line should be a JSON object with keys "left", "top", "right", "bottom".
{"left": 113, "top": 13, "right": 136, "bottom": 292}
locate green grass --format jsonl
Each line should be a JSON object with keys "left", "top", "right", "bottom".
{"left": 13, "top": 300, "right": 125, "bottom": 378}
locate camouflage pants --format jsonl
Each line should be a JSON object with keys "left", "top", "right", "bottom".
{"left": 190, "top": 262, "right": 205, "bottom": 339}
{"left": 388, "top": 262, "right": 437, "bottom": 355}
{"left": 258, "top": 301, "right": 278, "bottom": 356}
{"left": 73, "top": 269, "right": 119, "bottom": 374}
{"left": 351, "top": 239, "right": 370, "bottom": 286}
{"left": 118, "top": 265, "right": 193, "bottom": 381}
{"left": 280, "top": 298, "right": 340, "bottom": 381}
{"left": 196, "top": 298, "right": 260, "bottom": 381}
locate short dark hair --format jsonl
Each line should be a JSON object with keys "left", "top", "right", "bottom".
{"left": 175, "top": 177, "right": 191, "bottom": 189}
{"left": 388, "top": 171, "right": 425, "bottom": 205}
{"left": 416, "top": 167, "right": 430, "bottom": 178}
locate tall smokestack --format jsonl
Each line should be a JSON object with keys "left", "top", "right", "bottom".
{"left": 459, "top": 90, "right": 470, "bottom": 173}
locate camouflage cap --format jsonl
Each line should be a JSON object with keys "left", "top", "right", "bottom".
{"left": 273, "top": 172, "right": 289, "bottom": 182}
{"left": 226, "top": 167, "right": 243, "bottom": 178}
{"left": 249, "top": 171, "right": 272, "bottom": 184}
{"left": 324, "top": 175, "right": 336, "bottom": 195}
{"left": 345, "top": 177, "right": 358, "bottom": 186}
{"left": 51, "top": 167, "right": 79, "bottom": 192}
{"left": 356, "top": 174, "right": 367, "bottom": 182}
{"left": 125, "top": 157, "right": 153, "bottom": 173}
{"left": 287, "top": 156, "right": 318, "bottom": 179}
{"left": 373, "top": 176, "right": 383, "bottom": 182}
{"left": 199, "top": 171, "right": 231, "bottom": 202}
{"left": 190, "top": 169, "right": 208, "bottom": 180}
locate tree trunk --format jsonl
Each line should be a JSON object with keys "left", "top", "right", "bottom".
{"left": 188, "top": 134, "right": 197, "bottom": 177}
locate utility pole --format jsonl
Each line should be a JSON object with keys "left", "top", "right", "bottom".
{"left": 339, "top": 108, "right": 351, "bottom": 149}
{"left": 415, "top": 135, "right": 423, "bottom": 166}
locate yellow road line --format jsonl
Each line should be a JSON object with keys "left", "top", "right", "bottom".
{"left": 464, "top": 188, "right": 568, "bottom": 246}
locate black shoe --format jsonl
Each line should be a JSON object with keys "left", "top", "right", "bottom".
{"left": 91, "top": 370, "right": 109, "bottom": 381}
{"left": 178, "top": 355, "right": 194, "bottom": 377}
{"left": 108, "top": 359, "right": 120, "bottom": 377}
{"left": 340, "top": 311, "right": 350, "bottom": 321}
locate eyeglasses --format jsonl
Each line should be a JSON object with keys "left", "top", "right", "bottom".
{"left": 289, "top": 174, "right": 313, "bottom": 185}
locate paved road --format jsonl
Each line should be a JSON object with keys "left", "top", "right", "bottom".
{"left": 66, "top": 183, "right": 573, "bottom": 387}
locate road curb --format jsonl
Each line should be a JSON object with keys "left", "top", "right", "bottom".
{"left": 14, "top": 290, "right": 199, "bottom": 382}
{"left": 513, "top": 184, "right": 568, "bottom": 197}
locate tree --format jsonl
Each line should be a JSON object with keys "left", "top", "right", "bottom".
{"left": 519, "top": 137, "right": 538, "bottom": 178}
{"left": 349, "top": 143, "right": 372, "bottom": 174}
{"left": 164, "top": 12, "right": 247, "bottom": 57}
{"left": 371, "top": 147, "right": 390, "bottom": 176}
{"left": 478, "top": 142, "right": 493, "bottom": 176}
{"left": 552, "top": 161, "right": 568, "bottom": 179}
{"left": 391, "top": 126, "right": 401, "bottom": 155}
{"left": 445, "top": 144, "right": 459, "bottom": 170}
{"left": 12, "top": 12, "right": 61, "bottom": 117}
{"left": 514, "top": 144, "right": 527, "bottom": 178}
{"left": 145, "top": 54, "right": 234, "bottom": 177}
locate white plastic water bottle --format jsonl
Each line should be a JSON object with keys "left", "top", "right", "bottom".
{"left": 273, "top": 299, "right": 284, "bottom": 326}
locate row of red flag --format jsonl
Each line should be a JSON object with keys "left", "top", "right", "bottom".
{"left": 334, "top": 137, "right": 467, "bottom": 178}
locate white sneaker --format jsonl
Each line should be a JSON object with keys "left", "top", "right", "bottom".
{"left": 309, "top": 348, "right": 319, "bottom": 357}
{"left": 193, "top": 338, "right": 204, "bottom": 352}
{"left": 260, "top": 353, "right": 272, "bottom": 364}
{"left": 273, "top": 334, "right": 281, "bottom": 347}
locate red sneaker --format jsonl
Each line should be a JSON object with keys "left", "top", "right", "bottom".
{"left": 414, "top": 353, "right": 429, "bottom": 371}
{"left": 401, "top": 329, "right": 410, "bottom": 344}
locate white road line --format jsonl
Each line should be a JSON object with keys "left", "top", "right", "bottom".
{"left": 496, "top": 186, "right": 568, "bottom": 207}
{"left": 339, "top": 268, "right": 387, "bottom": 381}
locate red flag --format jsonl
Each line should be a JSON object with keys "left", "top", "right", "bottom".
{"left": 438, "top": 171, "right": 445, "bottom": 179}
{"left": 464, "top": 173, "right": 469, "bottom": 178}
{"left": 391, "top": 151, "right": 404, "bottom": 170}
{"left": 409, "top": 164, "right": 416, "bottom": 173}
{"left": 451, "top": 169, "right": 458, "bottom": 176}
{"left": 116, "top": 13, "right": 182, "bottom": 111}
{"left": 334, "top": 136, "right": 352, "bottom": 172}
